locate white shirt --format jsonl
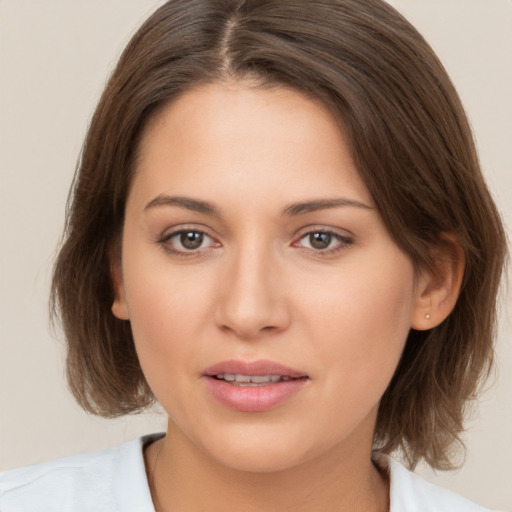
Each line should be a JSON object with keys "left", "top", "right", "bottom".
{"left": 0, "top": 434, "right": 495, "bottom": 511}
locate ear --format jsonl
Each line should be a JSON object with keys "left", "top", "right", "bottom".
{"left": 411, "top": 234, "right": 465, "bottom": 331}
{"left": 110, "top": 248, "right": 130, "bottom": 320}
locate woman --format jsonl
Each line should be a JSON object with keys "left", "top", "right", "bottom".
{"left": 0, "top": 1, "right": 507, "bottom": 510}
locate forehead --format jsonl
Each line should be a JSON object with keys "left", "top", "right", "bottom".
{"left": 141, "top": 81, "right": 343, "bottom": 151}
{"left": 131, "top": 81, "right": 373, "bottom": 209}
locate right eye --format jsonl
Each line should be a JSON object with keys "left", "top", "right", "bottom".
{"left": 159, "top": 229, "right": 219, "bottom": 256}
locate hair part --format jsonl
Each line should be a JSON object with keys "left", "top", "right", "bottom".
{"left": 51, "top": 0, "right": 507, "bottom": 470}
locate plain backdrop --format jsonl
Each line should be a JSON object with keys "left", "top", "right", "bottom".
{"left": 0, "top": 1, "right": 511, "bottom": 510}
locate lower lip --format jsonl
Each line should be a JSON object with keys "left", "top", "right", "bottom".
{"left": 203, "top": 377, "right": 308, "bottom": 412}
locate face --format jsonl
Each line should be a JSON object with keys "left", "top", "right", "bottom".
{"left": 113, "top": 82, "right": 425, "bottom": 472}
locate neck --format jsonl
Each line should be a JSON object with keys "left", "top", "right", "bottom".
{"left": 145, "top": 422, "right": 389, "bottom": 512}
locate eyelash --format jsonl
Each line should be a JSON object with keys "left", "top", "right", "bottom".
{"left": 293, "top": 229, "right": 353, "bottom": 255}
{"left": 157, "top": 227, "right": 353, "bottom": 257}
{"left": 158, "top": 228, "right": 219, "bottom": 257}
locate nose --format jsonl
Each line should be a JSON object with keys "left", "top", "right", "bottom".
{"left": 215, "top": 243, "right": 291, "bottom": 340}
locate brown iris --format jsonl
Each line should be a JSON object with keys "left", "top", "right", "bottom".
{"left": 309, "top": 232, "right": 332, "bottom": 249}
{"left": 180, "top": 231, "right": 204, "bottom": 250}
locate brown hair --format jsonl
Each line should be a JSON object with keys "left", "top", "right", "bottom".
{"left": 51, "top": 0, "right": 507, "bottom": 470}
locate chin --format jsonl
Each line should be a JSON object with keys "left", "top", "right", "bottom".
{"left": 211, "top": 442, "right": 307, "bottom": 474}
{"left": 193, "top": 423, "right": 330, "bottom": 474}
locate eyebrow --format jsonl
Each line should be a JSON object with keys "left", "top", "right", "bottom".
{"left": 281, "top": 198, "right": 374, "bottom": 216}
{"left": 144, "top": 194, "right": 374, "bottom": 217}
{"left": 144, "top": 194, "right": 220, "bottom": 216}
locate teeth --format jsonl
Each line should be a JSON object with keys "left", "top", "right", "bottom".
{"left": 216, "top": 374, "right": 288, "bottom": 385}
{"left": 250, "top": 375, "right": 279, "bottom": 383}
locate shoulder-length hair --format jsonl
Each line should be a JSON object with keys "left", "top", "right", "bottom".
{"left": 51, "top": 0, "right": 507, "bottom": 470}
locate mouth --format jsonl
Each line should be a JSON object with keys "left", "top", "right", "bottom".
{"left": 204, "top": 359, "right": 308, "bottom": 383}
{"left": 203, "top": 360, "right": 309, "bottom": 412}
{"left": 211, "top": 374, "right": 304, "bottom": 386}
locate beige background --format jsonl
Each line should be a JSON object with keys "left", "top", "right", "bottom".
{"left": 0, "top": 1, "right": 510, "bottom": 510}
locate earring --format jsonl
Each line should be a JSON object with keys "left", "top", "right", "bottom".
{"left": 425, "top": 297, "right": 432, "bottom": 320}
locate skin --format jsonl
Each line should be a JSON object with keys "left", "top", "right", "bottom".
{"left": 112, "top": 82, "right": 462, "bottom": 511}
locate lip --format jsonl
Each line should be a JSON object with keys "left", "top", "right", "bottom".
{"left": 203, "top": 359, "right": 309, "bottom": 412}
{"left": 204, "top": 359, "right": 308, "bottom": 379}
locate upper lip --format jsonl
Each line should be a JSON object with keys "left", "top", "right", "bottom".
{"left": 203, "top": 359, "right": 308, "bottom": 379}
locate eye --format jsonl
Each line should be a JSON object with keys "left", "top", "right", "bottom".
{"left": 176, "top": 231, "right": 206, "bottom": 250}
{"left": 294, "top": 230, "right": 353, "bottom": 254}
{"left": 159, "top": 229, "right": 218, "bottom": 255}
{"left": 306, "top": 232, "right": 334, "bottom": 250}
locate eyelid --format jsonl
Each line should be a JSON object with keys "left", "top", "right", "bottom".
{"left": 293, "top": 224, "right": 355, "bottom": 240}
{"left": 157, "top": 224, "right": 221, "bottom": 256}
{"left": 292, "top": 226, "right": 354, "bottom": 254}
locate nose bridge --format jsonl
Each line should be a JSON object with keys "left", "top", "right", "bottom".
{"left": 216, "top": 235, "right": 289, "bottom": 339}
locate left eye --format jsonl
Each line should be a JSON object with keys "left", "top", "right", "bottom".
{"left": 296, "top": 231, "right": 351, "bottom": 252}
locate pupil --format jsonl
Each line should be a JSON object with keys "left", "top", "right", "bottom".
{"left": 180, "top": 231, "right": 203, "bottom": 249}
{"left": 310, "top": 232, "right": 331, "bottom": 249}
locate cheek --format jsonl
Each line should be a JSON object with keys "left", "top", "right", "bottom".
{"left": 126, "top": 285, "right": 209, "bottom": 427}
{"left": 300, "top": 251, "right": 416, "bottom": 402}
{"left": 120, "top": 252, "right": 214, "bottom": 398}
{"left": 345, "top": 268, "right": 414, "bottom": 349}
